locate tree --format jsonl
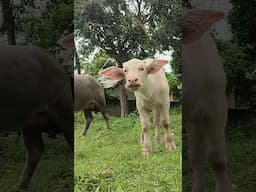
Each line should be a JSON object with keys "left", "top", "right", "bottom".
{"left": 90, "top": 52, "right": 109, "bottom": 76}
{"left": 0, "top": 0, "right": 73, "bottom": 47}
{"left": 165, "top": 72, "right": 181, "bottom": 100}
{"left": 228, "top": 0, "right": 256, "bottom": 110}
{"left": 229, "top": 0, "right": 256, "bottom": 64}
{"left": 1, "top": 0, "right": 74, "bottom": 80}
{"left": 77, "top": 0, "right": 180, "bottom": 117}
{"left": 79, "top": 0, "right": 149, "bottom": 117}
{"left": 1, "top": 0, "right": 16, "bottom": 44}
{"left": 22, "top": 1, "right": 73, "bottom": 49}
{"left": 215, "top": 39, "right": 247, "bottom": 108}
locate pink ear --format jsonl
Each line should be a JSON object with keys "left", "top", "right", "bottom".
{"left": 182, "top": 9, "right": 225, "bottom": 45}
{"left": 58, "top": 33, "right": 74, "bottom": 48}
{"left": 99, "top": 66, "right": 125, "bottom": 80}
{"left": 146, "top": 60, "right": 169, "bottom": 74}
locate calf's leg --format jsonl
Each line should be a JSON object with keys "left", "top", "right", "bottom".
{"left": 138, "top": 109, "right": 152, "bottom": 156}
{"left": 153, "top": 110, "right": 161, "bottom": 145}
{"left": 162, "top": 112, "right": 176, "bottom": 150}
{"left": 187, "top": 123, "right": 206, "bottom": 192}
{"left": 206, "top": 121, "right": 233, "bottom": 192}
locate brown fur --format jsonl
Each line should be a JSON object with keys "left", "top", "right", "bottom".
{"left": 0, "top": 45, "right": 73, "bottom": 191}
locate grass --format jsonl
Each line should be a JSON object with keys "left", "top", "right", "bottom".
{"left": 226, "top": 119, "right": 256, "bottom": 191}
{"left": 74, "top": 108, "right": 182, "bottom": 192}
{"left": 182, "top": 118, "right": 256, "bottom": 192}
{"left": 2, "top": 107, "right": 254, "bottom": 192}
{"left": 0, "top": 134, "right": 73, "bottom": 192}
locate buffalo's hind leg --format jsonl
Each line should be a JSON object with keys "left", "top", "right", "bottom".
{"left": 11, "top": 126, "right": 44, "bottom": 192}
{"left": 62, "top": 117, "right": 74, "bottom": 150}
{"left": 81, "top": 109, "right": 93, "bottom": 136}
{"left": 101, "top": 110, "right": 111, "bottom": 132}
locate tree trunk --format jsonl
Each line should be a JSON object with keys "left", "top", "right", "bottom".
{"left": 1, "top": 0, "right": 16, "bottom": 45}
{"left": 116, "top": 57, "right": 129, "bottom": 117}
{"left": 119, "top": 81, "right": 128, "bottom": 117}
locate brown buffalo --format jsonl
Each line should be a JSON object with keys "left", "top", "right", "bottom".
{"left": 0, "top": 45, "right": 73, "bottom": 191}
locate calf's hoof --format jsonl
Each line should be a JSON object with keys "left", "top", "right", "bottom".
{"left": 166, "top": 141, "right": 176, "bottom": 150}
{"left": 142, "top": 147, "right": 152, "bottom": 156}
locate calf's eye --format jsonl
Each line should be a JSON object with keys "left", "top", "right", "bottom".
{"left": 139, "top": 67, "right": 144, "bottom": 71}
{"left": 124, "top": 69, "right": 127, "bottom": 73}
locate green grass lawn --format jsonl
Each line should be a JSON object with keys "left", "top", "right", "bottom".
{"left": 0, "top": 134, "right": 73, "bottom": 192}
{"left": 2, "top": 107, "right": 253, "bottom": 192}
{"left": 182, "top": 118, "right": 256, "bottom": 192}
{"left": 74, "top": 108, "right": 182, "bottom": 192}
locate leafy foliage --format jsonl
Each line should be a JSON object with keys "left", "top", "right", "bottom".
{"left": 76, "top": 0, "right": 182, "bottom": 115}
{"left": 216, "top": 40, "right": 247, "bottom": 92}
{"left": 147, "top": 0, "right": 181, "bottom": 51}
{"left": 76, "top": 0, "right": 181, "bottom": 65}
{"left": 0, "top": 0, "right": 73, "bottom": 48}
{"left": 1, "top": 1, "right": 74, "bottom": 76}
{"left": 228, "top": 0, "right": 256, "bottom": 64}
{"left": 228, "top": 0, "right": 256, "bottom": 109}
{"left": 166, "top": 72, "right": 181, "bottom": 100}
{"left": 34, "top": 2, "right": 73, "bottom": 48}
{"left": 87, "top": 51, "right": 109, "bottom": 76}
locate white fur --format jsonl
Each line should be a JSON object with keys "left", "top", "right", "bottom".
{"left": 182, "top": 11, "right": 233, "bottom": 192}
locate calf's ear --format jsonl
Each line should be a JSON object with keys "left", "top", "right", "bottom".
{"left": 99, "top": 66, "right": 125, "bottom": 80}
{"left": 58, "top": 33, "right": 74, "bottom": 48}
{"left": 146, "top": 60, "right": 169, "bottom": 74}
{"left": 182, "top": 9, "right": 225, "bottom": 45}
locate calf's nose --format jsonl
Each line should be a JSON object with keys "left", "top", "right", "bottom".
{"left": 128, "top": 78, "right": 138, "bottom": 84}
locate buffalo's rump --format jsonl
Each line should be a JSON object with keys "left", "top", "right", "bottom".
{"left": 0, "top": 45, "right": 73, "bottom": 134}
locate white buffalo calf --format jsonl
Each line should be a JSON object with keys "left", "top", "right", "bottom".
{"left": 100, "top": 58, "right": 176, "bottom": 156}
{"left": 182, "top": 8, "right": 233, "bottom": 192}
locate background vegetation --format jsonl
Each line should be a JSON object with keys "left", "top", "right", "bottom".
{"left": 75, "top": 0, "right": 181, "bottom": 116}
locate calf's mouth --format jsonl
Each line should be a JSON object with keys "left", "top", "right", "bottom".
{"left": 127, "top": 84, "right": 141, "bottom": 91}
